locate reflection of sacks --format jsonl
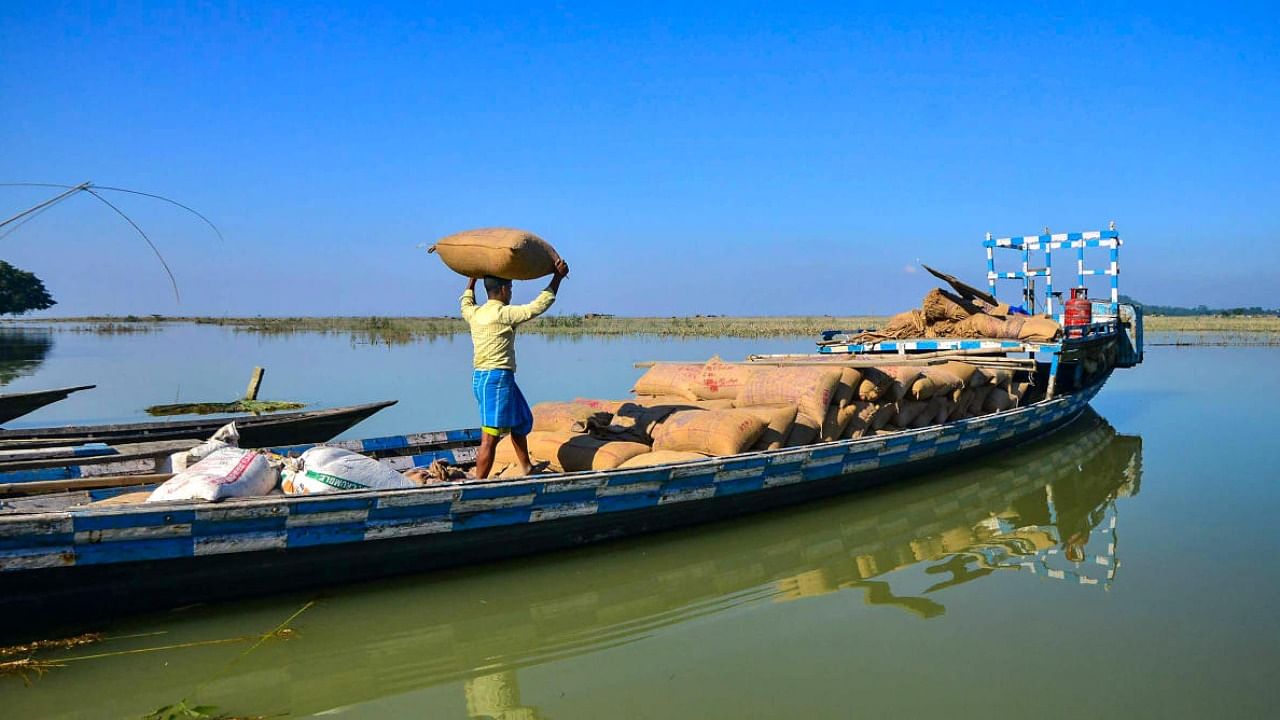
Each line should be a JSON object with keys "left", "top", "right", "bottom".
{"left": 1018, "top": 317, "right": 1062, "bottom": 342}
{"left": 149, "top": 448, "right": 278, "bottom": 502}
{"left": 497, "top": 430, "right": 650, "bottom": 471}
{"left": 169, "top": 421, "right": 240, "bottom": 472}
{"left": 736, "top": 366, "right": 842, "bottom": 424}
{"left": 618, "top": 450, "right": 710, "bottom": 469}
{"left": 532, "top": 401, "right": 613, "bottom": 433}
{"left": 738, "top": 404, "right": 798, "bottom": 451}
{"left": 282, "top": 446, "right": 415, "bottom": 494}
{"left": 428, "top": 227, "right": 562, "bottom": 280}
{"left": 653, "top": 409, "right": 768, "bottom": 456}
{"left": 692, "top": 356, "right": 761, "bottom": 400}
{"left": 784, "top": 411, "right": 820, "bottom": 447}
{"left": 632, "top": 364, "right": 702, "bottom": 401}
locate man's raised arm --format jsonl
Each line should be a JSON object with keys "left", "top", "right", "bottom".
{"left": 460, "top": 277, "right": 478, "bottom": 321}
{"left": 504, "top": 260, "right": 570, "bottom": 325}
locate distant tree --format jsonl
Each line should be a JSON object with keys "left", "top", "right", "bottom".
{"left": 0, "top": 261, "right": 56, "bottom": 316}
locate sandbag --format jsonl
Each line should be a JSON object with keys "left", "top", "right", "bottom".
{"left": 169, "top": 422, "right": 239, "bottom": 473}
{"left": 618, "top": 450, "right": 711, "bottom": 469}
{"left": 282, "top": 446, "right": 415, "bottom": 494}
{"left": 497, "top": 430, "right": 650, "bottom": 472}
{"left": 820, "top": 404, "right": 858, "bottom": 442}
{"left": 892, "top": 399, "right": 929, "bottom": 428}
{"left": 737, "top": 366, "right": 842, "bottom": 424}
{"left": 954, "top": 313, "right": 1006, "bottom": 339}
{"left": 868, "top": 402, "right": 897, "bottom": 431}
{"left": 653, "top": 409, "right": 767, "bottom": 457}
{"left": 857, "top": 367, "right": 895, "bottom": 402}
{"left": 784, "top": 411, "right": 821, "bottom": 447}
{"left": 909, "top": 367, "right": 964, "bottom": 401}
{"left": 967, "top": 385, "right": 995, "bottom": 417}
{"left": 428, "top": 227, "right": 562, "bottom": 280}
{"left": 882, "top": 365, "right": 924, "bottom": 402}
{"left": 832, "top": 368, "right": 863, "bottom": 409}
{"left": 1019, "top": 316, "right": 1062, "bottom": 342}
{"left": 632, "top": 364, "right": 702, "bottom": 401}
{"left": 573, "top": 398, "right": 628, "bottom": 414}
{"left": 148, "top": 448, "right": 278, "bottom": 503}
{"left": 692, "top": 356, "right": 761, "bottom": 400}
{"left": 841, "top": 401, "right": 879, "bottom": 439}
{"left": 983, "top": 368, "right": 1014, "bottom": 388}
{"left": 940, "top": 362, "right": 981, "bottom": 389}
{"left": 740, "top": 404, "right": 798, "bottom": 451}
{"left": 532, "top": 401, "right": 613, "bottom": 433}
{"left": 598, "top": 401, "right": 697, "bottom": 444}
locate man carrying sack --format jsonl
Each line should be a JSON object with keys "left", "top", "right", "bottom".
{"left": 462, "top": 259, "right": 569, "bottom": 478}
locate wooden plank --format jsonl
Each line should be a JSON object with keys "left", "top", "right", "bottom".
{"left": 245, "top": 366, "right": 265, "bottom": 401}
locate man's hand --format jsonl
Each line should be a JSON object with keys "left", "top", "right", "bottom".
{"left": 467, "top": 277, "right": 478, "bottom": 291}
{"left": 553, "top": 259, "right": 569, "bottom": 278}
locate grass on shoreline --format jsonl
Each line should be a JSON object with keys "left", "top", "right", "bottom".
{"left": 7, "top": 313, "right": 1280, "bottom": 345}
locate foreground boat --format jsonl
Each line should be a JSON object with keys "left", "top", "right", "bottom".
{"left": 3, "top": 412, "right": 1142, "bottom": 714}
{"left": 0, "top": 384, "right": 95, "bottom": 425}
{"left": 0, "top": 226, "right": 1143, "bottom": 639}
{"left": 0, "top": 400, "right": 397, "bottom": 450}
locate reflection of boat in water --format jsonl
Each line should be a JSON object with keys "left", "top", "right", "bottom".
{"left": 6, "top": 412, "right": 1142, "bottom": 719}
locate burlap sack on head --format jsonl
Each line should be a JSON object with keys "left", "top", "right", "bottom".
{"left": 429, "top": 227, "right": 562, "bottom": 280}
{"left": 740, "top": 404, "right": 799, "bottom": 451}
{"left": 785, "top": 411, "right": 821, "bottom": 447}
{"left": 693, "top": 356, "right": 761, "bottom": 401}
{"left": 653, "top": 409, "right": 768, "bottom": 456}
{"left": 532, "top": 402, "right": 613, "bottom": 434}
{"left": 857, "top": 367, "right": 895, "bottom": 402}
{"left": 735, "top": 366, "right": 842, "bottom": 425}
{"left": 632, "top": 364, "right": 703, "bottom": 401}
{"left": 618, "top": 450, "right": 711, "bottom": 469}
{"left": 922, "top": 288, "right": 979, "bottom": 323}
{"left": 1019, "top": 316, "right": 1062, "bottom": 342}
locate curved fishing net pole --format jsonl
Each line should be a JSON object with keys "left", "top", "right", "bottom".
{"left": 0, "top": 181, "right": 226, "bottom": 302}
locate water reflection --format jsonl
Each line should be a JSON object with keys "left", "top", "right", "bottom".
{"left": 0, "top": 328, "right": 53, "bottom": 387}
{"left": 8, "top": 411, "right": 1141, "bottom": 719}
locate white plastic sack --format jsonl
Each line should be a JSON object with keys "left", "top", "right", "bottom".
{"left": 281, "top": 446, "right": 415, "bottom": 495}
{"left": 169, "top": 422, "right": 241, "bottom": 473}
{"left": 148, "top": 447, "right": 278, "bottom": 503}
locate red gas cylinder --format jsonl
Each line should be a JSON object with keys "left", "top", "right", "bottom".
{"left": 1064, "top": 287, "right": 1092, "bottom": 338}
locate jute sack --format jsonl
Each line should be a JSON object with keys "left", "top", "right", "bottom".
{"left": 892, "top": 399, "right": 929, "bottom": 428}
{"left": 983, "top": 387, "right": 1016, "bottom": 413}
{"left": 954, "top": 313, "right": 1005, "bottom": 339}
{"left": 600, "top": 401, "right": 698, "bottom": 444}
{"left": 497, "top": 430, "right": 649, "bottom": 472}
{"left": 740, "top": 404, "right": 799, "bottom": 451}
{"left": 429, "top": 227, "right": 562, "bottom": 280}
{"left": 983, "top": 368, "right": 1014, "bottom": 388}
{"left": 820, "top": 403, "right": 860, "bottom": 442}
{"left": 948, "top": 388, "right": 976, "bottom": 421}
{"left": 967, "top": 385, "right": 994, "bottom": 417}
{"left": 653, "top": 409, "right": 767, "bottom": 457}
{"left": 842, "top": 401, "right": 879, "bottom": 440}
{"left": 869, "top": 402, "right": 897, "bottom": 431}
{"left": 922, "top": 288, "right": 979, "bottom": 322}
{"left": 882, "top": 309, "right": 927, "bottom": 338}
{"left": 940, "top": 362, "right": 982, "bottom": 389}
{"left": 618, "top": 450, "right": 712, "bottom": 469}
{"left": 857, "top": 367, "right": 892, "bottom": 402}
{"left": 784, "top": 411, "right": 821, "bottom": 447}
{"left": 883, "top": 366, "right": 924, "bottom": 402}
{"left": 632, "top": 364, "right": 703, "bottom": 401}
{"left": 1019, "top": 316, "right": 1062, "bottom": 342}
{"left": 693, "top": 356, "right": 761, "bottom": 400}
{"left": 909, "top": 367, "right": 964, "bottom": 401}
{"left": 532, "top": 402, "right": 613, "bottom": 434}
{"left": 832, "top": 368, "right": 863, "bottom": 408}
{"left": 735, "top": 366, "right": 842, "bottom": 425}
{"left": 573, "top": 398, "right": 629, "bottom": 414}
{"left": 1009, "top": 381, "right": 1033, "bottom": 404}
{"left": 909, "top": 396, "right": 951, "bottom": 429}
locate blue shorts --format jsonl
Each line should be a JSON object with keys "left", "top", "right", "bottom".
{"left": 472, "top": 369, "right": 534, "bottom": 437}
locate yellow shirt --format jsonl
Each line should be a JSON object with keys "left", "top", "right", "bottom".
{"left": 460, "top": 288, "right": 556, "bottom": 371}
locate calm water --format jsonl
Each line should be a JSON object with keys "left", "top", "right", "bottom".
{"left": 1, "top": 325, "right": 1277, "bottom": 719}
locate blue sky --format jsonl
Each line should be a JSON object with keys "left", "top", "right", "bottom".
{"left": 1, "top": 2, "right": 1277, "bottom": 317}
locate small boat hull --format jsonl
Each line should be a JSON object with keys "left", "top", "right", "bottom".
{"left": 0, "top": 384, "right": 95, "bottom": 425}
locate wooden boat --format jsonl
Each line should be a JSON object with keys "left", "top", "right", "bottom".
{"left": 0, "top": 400, "right": 397, "bottom": 450}
{"left": 0, "top": 384, "right": 95, "bottom": 424}
{"left": 0, "top": 226, "right": 1144, "bottom": 639}
{"left": 2, "top": 413, "right": 1142, "bottom": 711}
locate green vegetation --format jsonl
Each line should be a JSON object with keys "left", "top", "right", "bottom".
{"left": 144, "top": 399, "right": 306, "bottom": 417}
{"left": 1121, "top": 294, "right": 1279, "bottom": 318}
{"left": 0, "top": 261, "right": 55, "bottom": 316}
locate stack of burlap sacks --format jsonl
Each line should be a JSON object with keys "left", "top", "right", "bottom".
{"left": 493, "top": 356, "right": 1036, "bottom": 477}
{"left": 874, "top": 288, "right": 1061, "bottom": 342}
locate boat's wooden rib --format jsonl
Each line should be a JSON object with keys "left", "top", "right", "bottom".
{"left": 0, "top": 377, "right": 1106, "bottom": 636}
{"left": 0, "top": 384, "right": 96, "bottom": 425}
{"left": 0, "top": 400, "right": 398, "bottom": 450}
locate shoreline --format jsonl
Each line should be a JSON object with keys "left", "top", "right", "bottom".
{"left": 3, "top": 314, "right": 1278, "bottom": 345}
